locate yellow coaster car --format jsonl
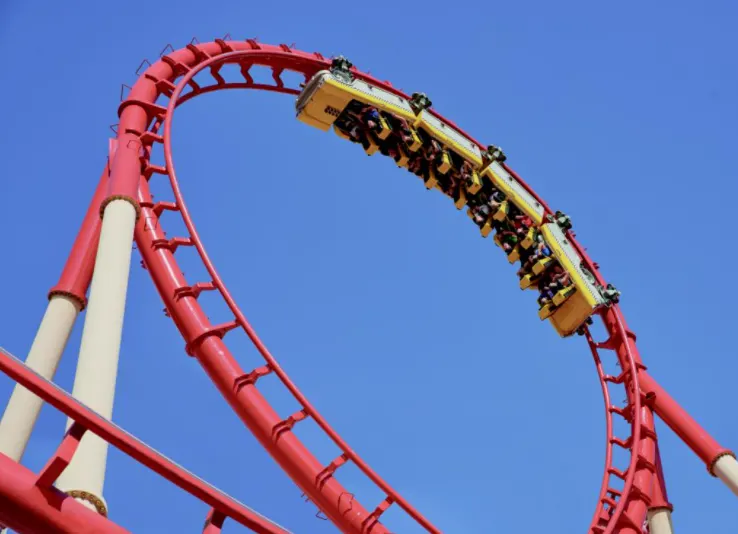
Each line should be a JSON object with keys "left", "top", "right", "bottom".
{"left": 466, "top": 208, "right": 492, "bottom": 237}
{"left": 493, "top": 201, "right": 509, "bottom": 221}
{"left": 519, "top": 257, "right": 555, "bottom": 289}
{"left": 482, "top": 163, "right": 546, "bottom": 225}
{"left": 363, "top": 133, "right": 380, "bottom": 156}
{"left": 532, "top": 256, "right": 553, "bottom": 275}
{"left": 454, "top": 185, "right": 467, "bottom": 210}
{"left": 480, "top": 216, "right": 494, "bottom": 238}
{"left": 424, "top": 167, "right": 438, "bottom": 190}
{"left": 375, "top": 114, "right": 392, "bottom": 140}
{"left": 465, "top": 170, "right": 482, "bottom": 195}
{"left": 539, "top": 286, "right": 577, "bottom": 320}
{"left": 538, "top": 302, "right": 556, "bottom": 320}
{"left": 519, "top": 272, "right": 539, "bottom": 290}
{"left": 437, "top": 150, "right": 453, "bottom": 174}
{"left": 295, "top": 69, "right": 611, "bottom": 338}
{"left": 395, "top": 146, "right": 410, "bottom": 168}
{"left": 404, "top": 127, "right": 423, "bottom": 152}
{"left": 553, "top": 285, "right": 577, "bottom": 306}
{"left": 539, "top": 222, "right": 609, "bottom": 336}
{"left": 521, "top": 227, "right": 537, "bottom": 249}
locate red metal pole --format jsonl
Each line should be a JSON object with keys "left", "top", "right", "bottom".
{"left": 651, "top": 443, "right": 673, "bottom": 511}
{"left": 639, "top": 372, "right": 734, "bottom": 473}
{"left": 47, "top": 165, "right": 108, "bottom": 308}
{"left": 602, "top": 308, "right": 734, "bottom": 472}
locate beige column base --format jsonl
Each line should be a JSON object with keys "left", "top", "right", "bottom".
{"left": 714, "top": 454, "right": 738, "bottom": 497}
{"left": 647, "top": 507, "right": 674, "bottom": 534}
{"left": 55, "top": 199, "right": 137, "bottom": 513}
{"left": 0, "top": 295, "right": 81, "bottom": 461}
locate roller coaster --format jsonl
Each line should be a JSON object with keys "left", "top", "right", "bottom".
{"left": 0, "top": 38, "right": 736, "bottom": 534}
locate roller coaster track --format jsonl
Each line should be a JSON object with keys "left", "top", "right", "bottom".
{"left": 0, "top": 38, "right": 734, "bottom": 534}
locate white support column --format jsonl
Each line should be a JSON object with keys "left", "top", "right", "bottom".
{"left": 647, "top": 508, "right": 674, "bottom": 534}
{"left": 0, "top": 295, "right": 82, "bottom": 461}
{"left": 55, "top": 199, "right": 137, "bottom": 516}
{"left": 714, "top": 455, "right": 738, "bottom": 497}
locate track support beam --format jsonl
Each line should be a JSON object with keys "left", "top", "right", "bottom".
{"left": 56, "top": 197, "right": 138, "bottom": 515}
{"left": 647, "top": 508, "right": 675, "bottom": 534}
{"left": 639, "top": 373, "right": 736, "bottom": 482}
{"left": 0, "top": 296, "right": 81, "bottom": 461}
{"left": 0, "top": 169, "right": 106, "bottom": 463}
{"left": 647, "top": 442, "right": 674, "bottom": 533}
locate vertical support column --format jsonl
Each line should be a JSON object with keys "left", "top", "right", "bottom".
{"left": 0, "top": 296, "right": 81, "bottom": 460}
{"left": 648, "top": 510, "right": 675, "bottom": 534}
{"left": 713, "top": 455, "right": 738, "bottom": 497}
{"left": 55, "top": 136, "right": 141, "bottom": 515}
{"left": 0, "top": 169, "right": 107, "bottom": 462}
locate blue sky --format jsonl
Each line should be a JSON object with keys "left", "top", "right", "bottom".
{"left": 1, "top": 1, "right": 737, "bottom": 532}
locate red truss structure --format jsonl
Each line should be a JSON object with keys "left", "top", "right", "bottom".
{"left": 0, "top": 37, "right": 735, "bottom": 534}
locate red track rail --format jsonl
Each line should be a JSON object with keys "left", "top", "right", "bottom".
{"left": 1, "top": 37, "right": 734, "bottom": 533}
{"left": 584, "top": 314, "right": 651, "bottom": 533}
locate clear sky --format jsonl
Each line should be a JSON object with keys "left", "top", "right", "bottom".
{"left": 0, "top": 1, "right": 736, "bottom": 532}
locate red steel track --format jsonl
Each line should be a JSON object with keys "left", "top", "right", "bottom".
{"left": 0, "top": 38, "right": 734, "bottom": 533}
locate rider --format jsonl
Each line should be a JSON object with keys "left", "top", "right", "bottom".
{"left": 512, "top": 212, "right": 533, "bottom": 238}
{"left": 362, "top": 106, "right": 381, "bottom": 131}
{"left": 495, "top": 220, "right": 518, "bottom": 254}
{"left": 487, "top": 188, "right": 504, "bottom": 213}
{"left": 471, "top": 203, "right": 490, "bottom": 227}
{"left": 395, "top": 117, "right": 417, "bottom": 147}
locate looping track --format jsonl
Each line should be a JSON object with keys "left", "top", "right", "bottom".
{"left": 82, "top": 38, "right": 726, "bottom": 532}
{"left": 128, "top": 43, "right": 438, "bottom": 534}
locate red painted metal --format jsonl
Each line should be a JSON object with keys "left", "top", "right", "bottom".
{"left": 160, "top": 49, "right": 438, "bottom": 533}
{"left": 585, "top": 333, "right": 616, "bottom": 529}
{"left": 583, "top": 308, "right": 652, "bottom": 534}
{"left": 0, "top": 38, "right": 734, "bottom": 533}
{"left": 639, "top": 372, "right": 735, "bottom": 472}
{"left": 36, "top": 422, "right": 87, "bottom": 488}
{"left": 651, "top": 444, "right": 673, "bottom": 511}
{"left": 0, "top": 348, "right": 289, "bottom": 534}
{"left": 103, "top": 132, "right": 143, "bottom": 220}
{"left": 601, "top": 312, "right": 735, "bottom": 474}
{"left": 47, "top": 165, "right": 108, "bottom": 309}
{"left": 0, "top": 451, "right": 129, "bottom": 534}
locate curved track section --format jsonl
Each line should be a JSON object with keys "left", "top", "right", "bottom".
{"left": 118, "top": 40, "right": 653, "bottom": 533}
